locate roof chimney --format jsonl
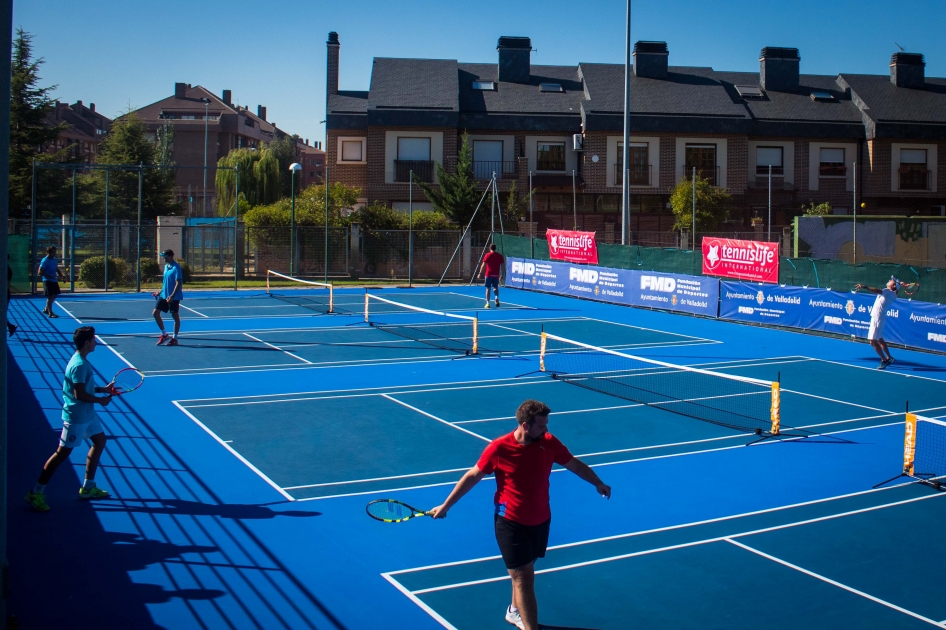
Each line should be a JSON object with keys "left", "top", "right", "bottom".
{"left": 90, "top": 103, "right": 95, "bottom": 113}
{"left": 257, "top": 105, "right": 267, "bottom": 121}
{"left": 222, "top": 90, "right": 232, "bottom": 106}
{"left": 174, "top": 82, "right": 187, "bottom": 99}
{"left": 497, "top": 36, "right": 531, "bottom": 83}
{"left": 759, "top": 48, "right": 800, "bottom": 92}
{"left": 890, "top": 53, "right": 925, "bottom": 89}
{"left": 75, "top": 100, "right": 83, "bottom": 109}
{"left": 327, "top": 32, "right": 340, "bottom": 97}
{"left": 632, "top": 41, "right": 668, "bottom": 79}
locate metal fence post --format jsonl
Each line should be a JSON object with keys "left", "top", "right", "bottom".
{"left": 409, "top": 169, "right": 413, "bottom": 287}
{"left": 70, "top": 168, "right": 76, "bottom": 291}
{"left": 104, "top": 169, "right": 109, "bottom": 291}
{"left": 234, "top": 165, "right": 239, "bottom": 289}
{"left": 30, "top": 159, "right": 36, "bottom": 294}
{"left": 324, "top": 165, "right": 329, "bottom": 283}
{"left": 136, "top": 164, "right": 143, "bottom": 292}
{"left": 691, "top": 167, "right": 696, "bottom": 250}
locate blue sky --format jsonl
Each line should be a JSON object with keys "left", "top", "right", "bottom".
{"left": 15, "top": 0, "right": 946, "bottom": 146}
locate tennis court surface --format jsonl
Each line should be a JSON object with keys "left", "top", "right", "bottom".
{"left": 7, "top": 284, "right": 946, "bottom": 629}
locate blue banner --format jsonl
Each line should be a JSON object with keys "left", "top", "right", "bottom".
{"left": 719, "top": 280, "right": 946, "bottom": 353}
{"left": 506, "top": 257, "right": 719, "bottom": 317}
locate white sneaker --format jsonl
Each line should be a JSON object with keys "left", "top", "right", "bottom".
{"left": 505, "top": 606, "right": 524, "bottom": 629}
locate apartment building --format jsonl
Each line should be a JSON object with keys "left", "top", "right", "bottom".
{"left": 297, "top": 139, "right": 326, "bottom": 188}
{"left": 324, "top": 32, "right": 946, "bottom": 240}
{"left": 44, "top": 100, "right": 111, "bottom": 163}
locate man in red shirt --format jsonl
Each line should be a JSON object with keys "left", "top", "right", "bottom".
{"left": 478, "top": 243, "right": 504, "bottom": 308}
{"left": 430, "top": 400, "right": 610, "bottom": 630}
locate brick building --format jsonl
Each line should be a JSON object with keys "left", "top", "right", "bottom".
{"left": 324, "top": 32, "right": 946, "bottom": 242}
{"left": 297, "top": 139, "right": 326, "bottom": 188}
{"left": 126, "top": 84, "right": 303, "bottom": 216}
{"left": 44, "top": 100, "right": 111, "bottom": 163}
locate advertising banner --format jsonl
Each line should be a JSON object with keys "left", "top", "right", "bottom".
{"left": 546, "top": 229, "right": 599, "bottom": 264}
{"left": 506, "top": 257, "right": 719, "bottom": 317}
{"left": 719, "top": 280, "right": 946, "bottom": 353}
{"left": 702, "top": 237, "right": 779, "bottom": 283}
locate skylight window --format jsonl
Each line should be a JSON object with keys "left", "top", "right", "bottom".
{"left": 472, "top": 81, "right": 496, "bottom": 91}
{"left": 539, "top": 83, "right": 563, "bottom": 93}
{"left": 810, "top": 90, "right": 835, "bottom": 101}
{"left": 735, "top": 85, "right": 764, "bottom": 98}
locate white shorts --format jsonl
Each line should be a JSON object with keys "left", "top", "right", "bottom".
{"left": 59, "top": 417, "right": 104, "bottom": 448}
{"left": 867, "top": 316, "right": 886, "bottom": 341}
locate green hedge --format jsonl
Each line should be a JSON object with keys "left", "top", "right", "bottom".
{"left": 79, "top": 257, "right": 131, "bottom": 288}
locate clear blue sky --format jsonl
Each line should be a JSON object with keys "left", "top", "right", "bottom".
{"left": 15, "top": 0, "right": 946, "bottom": 146}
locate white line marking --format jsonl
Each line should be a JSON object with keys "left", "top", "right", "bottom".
{"left": 94, "top": 335, "right": 136, "bottom": 369}
{"left": 580, "top": 316, "right": 708, "bottom": 341}
{"left": 178, "top": 304, "right": 210, "bottom": 318}
{"left": 725, "top": 538, "right": 945, "bottom": 627}
{"left": 242, "top": 332, "right": 313, "bottom": 364}
{"left": 779, "top": 388, "right": 891, "bottom": 414}
{"left": 292, "top": 479, "right": 462, "bottom": 501}
{"left": 802, "top": 356, "right": 946, "bottom": 385}
{"left": 172, "top": 401, "right": 294, "bottom": 501}
{"left": 282, "top": 467, "right": 468, "bottom": 491}
{"left": 380, "top": 394, "right": 490, "bottom": 442}
{"left": 55, "top": 302, "right": 82, "bottom": 323}
{"left": 381, "top": 573, "right": 459, "bottom": 630}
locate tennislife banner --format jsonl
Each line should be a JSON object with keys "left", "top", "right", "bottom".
{"left": 702, "top": 237, "right": 779, "bottom": 283}
{"left": 718, "top": 280, "right": 946, "bottom": 353}
{"left": 506, "top": 257, "right": 719, "bottom": 317}
{"left": 546, "top": 229, "right": 599, "bottom": 264}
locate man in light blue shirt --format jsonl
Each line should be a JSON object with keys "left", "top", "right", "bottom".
{"left": 153, "top": 249, "right": 184, "bottom": 346}
{"left": 25, "top": 326, "right": 113, "bottom": 511}
{"left": 37, "top": 245, "right": 63, "bottom": 318}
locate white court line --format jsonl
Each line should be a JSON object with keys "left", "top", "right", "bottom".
{"left": 242, "top": 333, "right": 312, "bottom": 364}
{"left": 380, "top": 394, "right": 490, "bottom": 442}
{"left": 172, "top": 401, "right": 294, "bottom": 502}
{"left": 725, "top": 538, "right": 945, "bottom": 628}
{"left": 779, "top": 388, "right": 891, "bottom": 414}
{"left": 178, "top": 304, "right": 209, "bottom": 318}
{"left": 94, "top": 335, "right": 136, "bottom": 369}
{"left": 580, "top": 316, "right": 708, "bottom": 341}
{"left": 380, "top": 574, "right": 458, "bottom": 630}
{"left": 55, "top": 301, "right": 82, "bottom": 323}
{"left": 445, "top": 291, "right": 531, "bottom": 310}
{"left": 404, "top": 491, "right": 946, "bottom": 594}
{"left": 803, "top": 356, "right": 946, "bottom": 385}
{"left": 282, "top": 466, "right": 469, "bottom": 491}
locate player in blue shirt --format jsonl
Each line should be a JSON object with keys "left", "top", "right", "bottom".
{"left": 25, "top": 326, "right": 114, "bottom": 511}
{"left": 153, "top": 249, "right": 184, "bottom": 346}
{"left": 37, "top": 245, "right": 63, "bottom": 318}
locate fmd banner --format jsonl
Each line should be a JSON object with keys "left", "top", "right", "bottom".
{"left": 506, "top": 257, "right": 719, "bottom": 317}
{"left": 719, "top": 280, "right": 946, "bottom": 353}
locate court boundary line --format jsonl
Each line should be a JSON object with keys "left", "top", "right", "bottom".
{"left": 724, "top": 538, "right": 945, "bottom": 628}
{"left": 380, "top": 394, "right": 490, "bottom": 442}
{"left": 242, "top": 333, "right": 313, "bottom": 365}
{"left": 802, "top": 356, "right": 946, "bottom": 385}
{"left": 380, "top": 574, "right": 458, "bottom": 630}
{"left": 94, "top": 335, "right": 136, "bottom": 369}
{"left": 445, "top": 291, "right": 531, "bottom": 310}
{"left": 55, "top": 301, "right": 82, "bottom": 323}
{"left": 178, "top": 304, "right": 209, "bottom": 318}
{"left": 171, "top": 401, "right": 295, "bottom": 502}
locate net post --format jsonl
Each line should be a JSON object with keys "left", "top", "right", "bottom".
{"left": 364, "top": 290, "right": 369, "bottom": 323}
{"left": 770, "top": 382, "right": 781, "bottom": 435}
{"left": 539, "top": 332, "right": 547, "bottom": 372}
{"left": 266, "top": 270, "right": 270, "bottom": 295}
{"left": 472, "top": 315, "right": 478, "bottom": 355}
{"left": 903, "top": 412, "right": 917, "bottom": 475}
{"left": 328, "top": 283, "right": 333, "bottom": 314}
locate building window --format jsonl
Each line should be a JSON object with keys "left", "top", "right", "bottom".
{"left": 617, "top": 142, "right": 649, "bottom": 185}
{"left": 819, "top": 148, "right": 846, "bottom": 177}
{"left": 396, "top": 137, "right": 432, "bottom": 182}
{"left": 537, "top": 142, "right": 566, "bottom": 171}
{"left": 539, "top": 83, "right": 563, "bottom": 92}
{"left": 685, "top": 144, "right": 717, "bottom": 184}
{"left": 341, "top": 140, "right": 364, "bottom": 162}
{"left": 181, "top": 115, "right": 196, "bottom": 120}
{"left": 473, "top": 140, "right": 507, "bottom": 179}
{"left": 755, "top": 147, "right": 783, "bottom": 175}
{"left": 472, "top": 81, "right": 496, "bottom": 90}
{"left": 900, "top": 148, "right": 930, "bottom": 190}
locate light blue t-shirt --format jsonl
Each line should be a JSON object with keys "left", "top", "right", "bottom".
{"left": 62, "top": 351, "right": 95, "bottom": 424}
{"left": 160, "top": 262, "right": 183, "bottom": 301}
{"left": 39, "top": 256, "right": 58, "bottom": 282}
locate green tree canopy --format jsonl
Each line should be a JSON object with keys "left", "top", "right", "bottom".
{"left": 242, "top": 183, "right": 361, "bottom": 227}
{"left": 215, "top": 146, "right": 280, "bottom": 215}
{"left": 268, "top": 134, "right": 300, "bottom": 198}
{"left": 803, "top": 201, "right": 832, "bottom": 216}
{"left": 669, "top": 176, "right": 731, "bottom": 232}
{"left": 416, "top": 132, "right": 482, "bottom": 227}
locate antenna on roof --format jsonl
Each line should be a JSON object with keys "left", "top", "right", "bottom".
{"left": 895, "top": 42, "right": 905, "bottom": 52}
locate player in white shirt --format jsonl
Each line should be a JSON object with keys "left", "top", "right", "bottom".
{"left": 855, "top": 277, "right": 900, "bottom": 370}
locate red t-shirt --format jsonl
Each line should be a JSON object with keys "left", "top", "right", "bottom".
{"left": 482, "top": 251, "right": 504, "bottom": 277}
{"left": 476, "top": 431, "right": 573, "bottom": 526}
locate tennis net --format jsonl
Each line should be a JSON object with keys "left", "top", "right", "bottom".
{"left": 364, "top": 293, "right": 479, "bottom": 355}
{"left": 539, "top": 332, "right": 781, "bottom": 435}
{"left": 901, "top": 413, "right": 946, "bottom": 490}
{"left": 266, "top": 270, "right": 334, "bottom": 314}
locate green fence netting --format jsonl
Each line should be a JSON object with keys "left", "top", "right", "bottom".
{"left": 8, "top": 235, "right": 29, "bottom": 293}
{"left": 494, "top": 233, "right": 946, "bottom": 305}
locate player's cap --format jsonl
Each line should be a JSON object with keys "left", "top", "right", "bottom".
{"left": 161, "top": 249, "right": 175, "bottom": 257}
{"left": 890, "top": 276, "right": 902, "bottom": 290}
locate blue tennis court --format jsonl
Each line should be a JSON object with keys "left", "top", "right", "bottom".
{"left": 7, "top": 284, "right": 946, "bottom": 629}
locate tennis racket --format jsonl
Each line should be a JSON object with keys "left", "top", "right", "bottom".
{"left": 901, "top": 281, "right": 920, "bottom": 297}
{"left": 108, "top": 367, "right": 145, "bottom": 396}
{"left": 366, "top": 499, "right": 430, "bottom": 523}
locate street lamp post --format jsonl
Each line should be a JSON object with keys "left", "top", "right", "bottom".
{"left": 289, "top": 162, "right": 302, "bottom": 275}
{"left": 202, "top": 98, "right": 210, "bottom": 216}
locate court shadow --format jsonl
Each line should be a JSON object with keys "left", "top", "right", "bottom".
{"left": 94, "top": 498, "right": 322, "bottom": 520}
{"left": 540, "top": 625, "right": 602, "bottom": 630}
{"left": 887, "top": 360, "right": 946, "bottom": 374}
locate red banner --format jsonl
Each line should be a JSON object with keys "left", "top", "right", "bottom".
{"left": 702, "top": 237, "right": 779, "bottom": 283}
{"left": 546, "top": 229, "right": 599, "bottom": 264}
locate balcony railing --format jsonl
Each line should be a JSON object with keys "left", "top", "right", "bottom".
{"left": 473, "top": 160, "right": 517, "bottom": 180}
{"left": 899, "top": 167, "right": 932, "bottom": 191}
{"left": 536, "top": 159, "right": 566, "bottom": 172}
{"left": 395, "top": 160, "right": 434, "bottom": 183}
{"left": 755, "top": 165, "right": 784, "bottom": 176}
{"left": 819, "top": 164, "right": 847, "bottom": 177}
{"left": 748, "top": 173, "right": 795, "bottom": 190}
{"left": 614, "top": 164, "right": 652, "bottom": 186}
{"left": 681, "top": 166, "right": 720, "bottom": 186}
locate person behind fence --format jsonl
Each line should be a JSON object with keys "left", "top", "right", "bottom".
{"left": 855, "top": 276, "right": 900, "bottom": 370}
{"left": 153, "top": 249, "right": 184, "bottom": 346}
{"left": 25, "top": 326, "right": 113, "bottom": 512}
{"left": 38, "top": 245, "right": 63, "bottom": 318}
{"left": 478, "top": 243, "right": 505, "bottom": 308}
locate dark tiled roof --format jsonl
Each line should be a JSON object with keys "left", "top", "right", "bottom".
{"left": 368, "top": 58, "right": 459, "bottom": 111}
{"left": 328, "top": 90, "right": 369, "bottom": 114}
{"left": 131, "top": 85, "right": 234, "bottom": 120}
{"left": 457, "top": 63, "right": 583, "bottom": 114}
{"left": 838, "top": 74, "right": 946, "bottom": 123}
{"left": 713, "top": 71, "right": 863, "bottom": 123}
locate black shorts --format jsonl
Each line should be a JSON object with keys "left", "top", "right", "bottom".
{"left": 155, "top": 297, "right": 180, "bottom": 314}
{"left": 484, "top": 276, "right": 500, "bottom": 290}
{"left": 494, "top": 514, "right": 551, "bottom": 570}
{"left": 43, "top": 281, "right": 60, "bottom": 297}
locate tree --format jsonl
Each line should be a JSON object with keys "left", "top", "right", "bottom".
{"left": 416, "top": 132, "right": 482, "bottom": 227}
{"left": 9, "top": 28, "right": 68, "bottom": 216}
{"left": 268, "top": 134, "right": 300, "bottom": 198}
{"left": 803, "top": 201, "right": 832, "bottom": 216}
{"left": 215, "top": 146, "right": 280, "bottom": 215}
{"left": 669, "top": 176, "right": 731, "bottom": 232}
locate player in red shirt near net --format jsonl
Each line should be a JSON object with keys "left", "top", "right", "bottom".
{"left": 430, "top": 400, "right": 610, "bottom": 630}
{"left": 478, "top": 243, "right": 505, "bottom": 308}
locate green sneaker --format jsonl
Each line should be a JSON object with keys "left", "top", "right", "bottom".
{"left": 25, "top": 491, "right": 50, "bottom": 512}
{"left": 78, "top": 485, "right": 110, "bottom": 500}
